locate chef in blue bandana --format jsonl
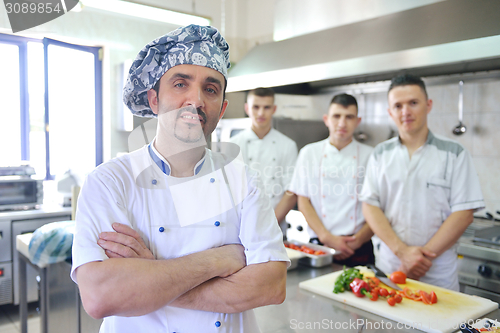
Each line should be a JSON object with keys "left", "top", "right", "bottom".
{"left": 71, "top": 25, "right": 289, "bottom": 333}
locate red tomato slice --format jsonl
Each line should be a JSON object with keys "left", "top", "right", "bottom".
{"left": 430, "top": 291, "right": 438, "bottom": 304}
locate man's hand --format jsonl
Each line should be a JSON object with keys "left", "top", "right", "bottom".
{"left": 396, "top": 245, "right": 436, "bottom": 279}
{"left": 98, "top": 223, "right": 154, "bottom": 260}
{"left": 212, "top": 244, "right": 247, "bottom": 278}
{"left": 320, "top": 233, "right": 356, "bottom": 259}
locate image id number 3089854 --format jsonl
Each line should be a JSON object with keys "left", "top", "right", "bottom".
{"left": 5, "top": 2, "right": 63, "bottom": 14}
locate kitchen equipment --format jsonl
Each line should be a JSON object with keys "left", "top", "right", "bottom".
{"left": 0, "top": 165, "right": 43, "bottom": 211}
{"left": 285, "top": 248, "right": 305, "bottom": 271}
{"left": 56, "top": 170, "right": 78, "bottom": 207}
{"left": 458, "top": 222, "right": 500, "bottom": 303}
{"left": 367, "top": 264, "right": 402, "bottom": 291}
{"left": 299, "top": 267, "right": 498, "bottom": 333}
{"left": 0, "top": 207, "right": 71, "bottom": 306}
{"left": 284, "top": 240, "right": 336, "bottom": 267}
{"left": 453, "top": 81, "right": 467, "bottom": 136}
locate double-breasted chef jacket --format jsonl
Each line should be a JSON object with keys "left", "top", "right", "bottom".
{"left": 230, "top": 128, "right": 298, "bottom": 210}
{"left": 289, "top": 139, "right": 373, "bottom": 238}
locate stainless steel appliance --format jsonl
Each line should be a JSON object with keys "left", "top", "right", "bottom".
{"left": 458, "top": 220, "right": 500, "bottom": 303}
{"left": 0, "top": 166, "right": 43, "bottom": 211}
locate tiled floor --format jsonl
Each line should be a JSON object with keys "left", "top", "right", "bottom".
{"left": 0, "top": 303, "right": 40, "bottom": 333}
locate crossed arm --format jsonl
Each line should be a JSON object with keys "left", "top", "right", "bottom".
{"left": 362, "top": 202, "right": 473, "bottom": 279}
{"left": 297, "top": 196, "right": 373, "bottom": 259}
{"left": 76, "top": 223, "right": 286, "bottom": 319}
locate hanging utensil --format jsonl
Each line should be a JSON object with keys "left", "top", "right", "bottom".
{"left": 453, "top": 81, "right": 467, "bottom": 135}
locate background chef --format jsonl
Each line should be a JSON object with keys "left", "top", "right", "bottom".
{"left": 289, "top": 93, "right": 375, "bottom": 267}
{"left": 361, "top": 74, "right": 485, "bottom": 290}
{"left": 230, "top": 87, "right": 298, "bottom": 234}
{"left": 71, "top": 24, "right": 289, "bottom": 333}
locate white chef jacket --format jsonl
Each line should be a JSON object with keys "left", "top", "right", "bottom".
{"left": 71, "top": 143, "right": 289, "bottom": 333}
{"left": 288, "top": 139, "right": 373, "bottom": 238}
{"left": 230, "top": 128, "right": 298, "bottom": 210}
{"left": 360, "top": 131, "right": 484, "bottom": 290}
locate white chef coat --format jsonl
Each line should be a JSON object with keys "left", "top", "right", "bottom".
{"left": 289, "top": 139, "right": 373, "bottom": 238}
{"left": 360, "top": 131, "right": 485, "bottom": 290}
{"left": 71, "top": 143, "right": 289, "bottom": 333}
{"left": 230, "top": 128, "right": 298, "bottom": 210}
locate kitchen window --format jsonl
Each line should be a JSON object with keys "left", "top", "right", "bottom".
{"left": 0, "top": 33, "right": 103, "bottom": 180}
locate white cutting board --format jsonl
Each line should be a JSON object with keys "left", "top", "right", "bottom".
{"left": 299, "top": 268, "right": 498, "bottom": 333}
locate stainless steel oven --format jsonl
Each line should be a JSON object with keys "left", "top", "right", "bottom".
{"left": 458, "top": 221, "right": 500, "bottom": 304}
{"left": 0, "top": 178, "right": 43, "bottom": 211}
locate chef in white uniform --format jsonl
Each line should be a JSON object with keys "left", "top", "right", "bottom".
{"left": 360, "top": 74, "right": 484, "bottom": 290}
{"left": 230, "top": 88, "right": 298, "bottom": 232}
{"left": 71, "top": 25, "right": 289, "bottom": 333}
{"left": 289, "top": 93, "right": 375, "bottom": 267}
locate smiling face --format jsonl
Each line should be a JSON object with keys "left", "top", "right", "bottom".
{"left": 387, "top": 84, "right": 432, "bottom": 137}
{"left": 245, "top": 94, "right": 276, "bottom": 133}
{"left": 323, "top": 103, "right": 360, "bottom": 148}
{"left": 147, "top": 64, "right": 228, "bottom": 143}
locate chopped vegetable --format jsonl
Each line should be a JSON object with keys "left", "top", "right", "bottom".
{"left": 387, "top": 296, "right": 396, "bottom": 306}
{"left": 285, "top": 243, "right": 326, "bottom": 255}
{"left": 333, "top": 266, "right": 364, "bottom": 293}
{"left": 430, "top": 291, "right": 438, "bottom": 304}
{"left": 379, "top": 288, "right": 389, "bottom": 297}
{"left": 350, "top": 278, "right": 371, "bottom": 298}
{"left": 402, "top": 287, "right": 438, "bottom": 304}
{"left": 366, "top": 276, "right": 380, "bottom": 289}
{"left": 389, "top": 271, "right": 407, "bottom": 284}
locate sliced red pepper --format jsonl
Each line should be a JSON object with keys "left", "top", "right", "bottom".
{"left": 403, "top": 287, "right": 421, "bottom": 301}
{"left": 420, "top": 290, "right": 432, "bottom": 305}
{"left": 350, "top": 278, "right": 371, "bottom": 298}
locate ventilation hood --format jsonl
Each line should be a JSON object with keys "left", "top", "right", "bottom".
{"left": 227, "top": 0, "right": 500, "bottom": 93}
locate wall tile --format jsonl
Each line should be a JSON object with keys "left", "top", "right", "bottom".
{"left": 472, "top": 112, "right": 500, "bottom": 157}
{"left": 365, "top": 92, "right": 388, "bottom": 117}
{"left": 428, "top": 83, "right": 476, "bottom": 117}
{"left": 474, "top": 80, "right": 500, "bottom": 114}
{"left": 473, "top": 157, "right": 500, "bottom": 202}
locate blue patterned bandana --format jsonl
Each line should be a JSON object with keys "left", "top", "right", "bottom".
{"left": 123, "top": 24, "right": 230, "bottom": 117}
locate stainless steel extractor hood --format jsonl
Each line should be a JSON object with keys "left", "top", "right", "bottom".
{"left": 227, "top": 0, "right": 500, "bottom": 93}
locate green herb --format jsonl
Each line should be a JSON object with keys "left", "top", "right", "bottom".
{"left": 333, "top": 266, "right": 364, "bottom": 294}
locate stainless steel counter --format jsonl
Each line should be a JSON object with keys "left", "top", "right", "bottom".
{"left": 254, "top": 264, "right": 500, "bottom": 333}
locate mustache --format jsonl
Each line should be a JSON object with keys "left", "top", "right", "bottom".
{"left": 176, "top": 106, "right": 207, "bottom": 123}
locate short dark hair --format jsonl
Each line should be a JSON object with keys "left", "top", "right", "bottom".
{"left": 247, "top": 87, "right": 275, "bottom": 101}
{"left": 388, "top": 74, "right": 428, "bottom": 99}
{"left": 330, "top": 93, "right": 358, "bottom": 110}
